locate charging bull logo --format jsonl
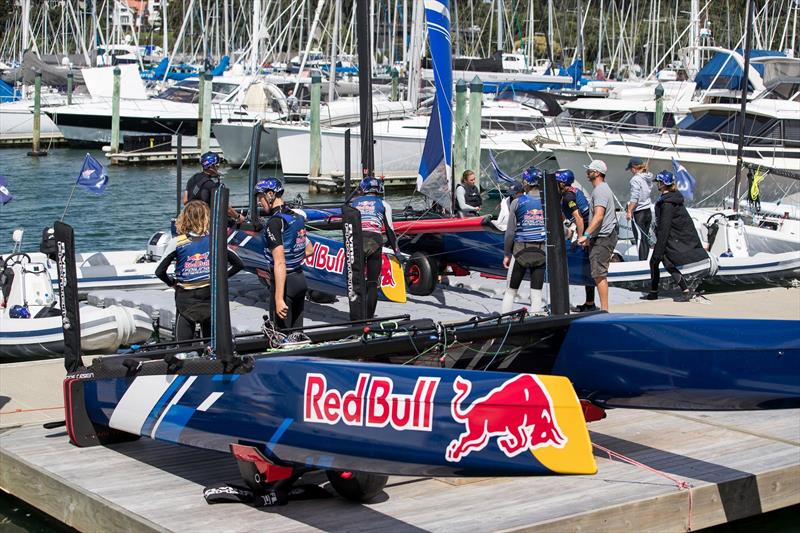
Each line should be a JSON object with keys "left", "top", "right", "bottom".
{"left": 379, "top": 255, "right": 396, "bottom": 288}
{"left": 446, "top": 374, "right": 567, "bottom": 463}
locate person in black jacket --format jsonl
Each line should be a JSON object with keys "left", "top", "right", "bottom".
{"left": 645, "top": 170, "right": 708, "bottom": 301}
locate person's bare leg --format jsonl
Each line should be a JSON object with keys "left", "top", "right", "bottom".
{"left": 595, "top": 276, "right": 609, "bottom": 310}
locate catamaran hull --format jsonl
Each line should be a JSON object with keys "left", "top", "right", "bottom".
{"left": 68, "top": 356, "right": 596, "bottom": 477}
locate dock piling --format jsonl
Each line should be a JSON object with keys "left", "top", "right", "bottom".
{"left": 466, "top": 76, "right": 483, "bottom": 188}
{"left": 309, "top": 72, "right": 322, "bottom": 178}
{"left": 66, "top": 70, "right": 73, "bottom": 105}
{"left": 110, "top": 66, "right": 121, "bottom": 154}
{"left": 200, "top": 71, "right": 212, "bottom": 154}
{"left": 654, "top": 83, "right": 664, "bottom": 129}
{"left": 26, "top": 71, "right": 47, "bottom": 157}
{"left": 453, "top": 80, "right": 467, "bottom": 180}
{"left": 391, "top": 68, "right": 399, "bottom": 101}
{"left": 197, "top": 71, "right": 205, "bottom": 148}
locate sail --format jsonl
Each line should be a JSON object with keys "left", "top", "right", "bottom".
{"left": 417, "top": 0, "right": 453, "bottom": 209}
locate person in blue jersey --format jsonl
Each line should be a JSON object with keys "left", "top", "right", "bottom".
{"left": 501, "top": 168, "right": 547, "bottom": 314}
{"left": 256, "top": 177, "right": 314, "bottom": 329}
{"left": 156, "top": 201, "right": 243, "bottom": 340}
{"left": 350, "top": 176, "right": 399, "bottom": 318}
{"left": 645, "top": 170, "right": 708, "bottom": 301}
{"left": 554, "top": 168, "right": 597, "bottom": 312}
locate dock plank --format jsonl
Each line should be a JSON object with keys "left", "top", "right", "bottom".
{"left": 2, "top": 407, "right": 798, "bottom": 532}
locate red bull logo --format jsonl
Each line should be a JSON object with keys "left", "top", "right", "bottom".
{"left": 304, "top": 373, "right": 440, "bottom": 431}
{"left": 379, "top": 255, "right": 396, "bottom": 288}
{"left": 446, "top": 374, "right": 567, "bottom": 463}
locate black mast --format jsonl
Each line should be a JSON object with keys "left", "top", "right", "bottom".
{"left": 732, "top": 0, "right": 755, "bottom": 213}
{"left": 54, "top": 221, "right": 84, "bottom": 372}
{"left": 210, "top": 185, "right": 234, "bottom": 362}
{"left": 543, "top": 172, "right": 570, "bottom": 315}
{"left": 356, "top": 0, "right": 374, "bottom": 178}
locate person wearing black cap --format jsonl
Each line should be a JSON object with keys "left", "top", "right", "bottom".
{"left": 625, "top": 157, "right": 654, "bottom": 260}
{"left": 183, "top": 152, "right": 246, "bottom": 224}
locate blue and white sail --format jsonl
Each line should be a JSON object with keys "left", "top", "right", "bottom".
{"left": 416, "top": 0, "right": 453, "bottom": 209}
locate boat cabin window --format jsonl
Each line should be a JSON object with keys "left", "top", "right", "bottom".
{"left": 482, "top": 116, "right": 547, "bottom": 131}
{"left": 719, "top": 113, "right": 773, "bottom": 139}
{"left": 783, "top": 120, "right": 800, "bottom": 148}
{"left": 210, "top": 83, "right": 239, "bottom": 102}
{"left": 157, "top": 81, "right": 200, "bottom": 103}
{"left": 678, "top": 110, "right": 730, "bottom": 132}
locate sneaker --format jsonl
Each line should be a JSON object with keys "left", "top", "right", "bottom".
{"left": 641, "top": 292, "right": 659, "bottom": 300}
{"left": 575, "top": 303, "right": 598, "bottom": 312}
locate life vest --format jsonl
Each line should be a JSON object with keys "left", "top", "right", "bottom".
{"left": 264, "top": 209, "right": 307, "bottom": 272}
{"left": 514, "top": 193, "right": 546, "bottom": 242}
{"left": 174, "top": 234, "right": 211, "bottom": 288}
{"left": 561, "top": 186, "right": 590, "bottom": 225}
{"left": 350, "top": 194, "right": 386, "bottom": 234}
{"left": 458, "top": 183, "right": 482, "bottom": 208}
{"left": 187, "top": 173, "right": 218, "bottom": 205}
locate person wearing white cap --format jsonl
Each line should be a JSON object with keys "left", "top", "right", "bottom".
{"left": 577, "top": 159, "right": 618, "bottom": 311}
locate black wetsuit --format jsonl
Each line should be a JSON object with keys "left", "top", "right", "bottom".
{"left": 264, "top": 206, "right": 308, "bottom": 329}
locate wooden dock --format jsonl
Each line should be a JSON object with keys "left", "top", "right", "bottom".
{"left": 0, "top": 132, "right": 68, "bottom": 148}
{"left": 307, "top": 171, "right": 417, "bottom": 193}
{"left": 1, "top": 405, "right": 798, "bottom": 532}
{"left": 107, "top": 148, "right": 225, "bottom": 166}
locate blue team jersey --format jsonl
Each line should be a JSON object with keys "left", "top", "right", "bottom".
{"left": 514, "top": 193, "right": 546, "bottom": 242}
{"left": 174, "top": 234, "right": 211, "bottom": 288}
{"left": 264, "top": 209, "right": 308, "bottom": 271}
{"left": 351, "top": 195, "right": 385, "bottom": 234}
{"left": 561, "top": 187, "right": 590, "bottom": 225}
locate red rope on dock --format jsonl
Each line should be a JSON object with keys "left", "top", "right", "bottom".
{"left": 593, "top": 442, "right": 694, "bottom": 531}
{"left": 0, "top": 406, "right": 63, "bottom": 414}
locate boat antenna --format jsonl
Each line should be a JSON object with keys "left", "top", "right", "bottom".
{"left": 54, "top": 221, "right": 85, "bottom": 372}
{"left": 542, "top": 171, "right": 570, "bottom": 315}
{"left": 209, "top": 184, "right": 234, "bottom": 363}
{"left": 732, "top": 0, "right": 755, "bottom": 213}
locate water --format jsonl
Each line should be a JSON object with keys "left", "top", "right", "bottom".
{"left": 0, "top": 147, "right": 431, "bottom": 254}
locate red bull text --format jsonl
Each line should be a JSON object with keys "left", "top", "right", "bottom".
{"left": 446, "top": 374, "right": 567, "bottom": 462}
{"left": 304, "top": 373, "right": 440, "bottom": 431}
{"left": 305, "top": 242, "right": 346, "bottom": 274}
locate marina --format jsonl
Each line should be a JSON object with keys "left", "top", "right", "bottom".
{"left": 1, "top": 0, "right": 799, "bottom": 530}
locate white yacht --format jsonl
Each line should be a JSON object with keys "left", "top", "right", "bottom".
{"left": 275, "top": 98, "right": 551, "bottom": 178}
{"left": 43, "top": 75, "right": 282, "bottom": 146}
{"left": 551, "top": 96, "right": 800, "bottom": 204}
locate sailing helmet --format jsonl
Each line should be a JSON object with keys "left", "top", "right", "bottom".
{"left": 553, "top": 168, "right": 575, "bottom": 186}
{"left": 521, "top": 167, "right": 543, "bottom": 186}
{"left": 360, "top": 176, "right": 383, "bottom": 194}
{"left": 9, "top": 305, "right": 30, "bottom": 319}
{"left": 655, "top": 170, "right": 675, "bottom": 186}
{"left": 200, "top": 152, "right": 221, "bottom": 170}
{"left": 255, "top": 177, "right": 284, "bottom": 196}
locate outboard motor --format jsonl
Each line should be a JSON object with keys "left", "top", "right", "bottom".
{"left": 40, "top": 227, "right": 57, "bottom": 261}
{"left": 145, "top": 231, "right": 171, "bottom": 262}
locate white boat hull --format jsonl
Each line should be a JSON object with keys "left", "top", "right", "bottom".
{"left": 0, "top": 303, "right": 153, "bottom": 359}
{"left": 213, "top": 121, "right": 280, "bottom": 166}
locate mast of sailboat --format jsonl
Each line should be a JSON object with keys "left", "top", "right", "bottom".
{"left": 496, "top": 0, "right": 503, "bottom": 52}
{"left": 328, "top": 0, "right": 341, "bottom": 102}
{"left": 357, "top": 0, "right": 374, "bottom": 177}
{"left": 547, "top": 0, "right": 554, "bottom": 69}
{"left": 732, "top": 0, "right": 755, "bottom": 213}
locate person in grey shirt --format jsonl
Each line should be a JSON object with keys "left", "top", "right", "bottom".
{"left": 625, "top": 157, "right": 654, "bottom": 260}
{"left": 577, "top": 159, "right": 618, "bottom": 311}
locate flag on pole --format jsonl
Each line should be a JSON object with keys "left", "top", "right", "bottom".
{"left": 76, "top": 153, "right": 109, "bottom": 194}
{"left": 488, "top": 150, "right": 516, "bottom": 185}
{"left": 0, "top": 176, "right": 12, "bottom": 205}
{"left": 671, "top": 157, "right": 696, "bottom": 201}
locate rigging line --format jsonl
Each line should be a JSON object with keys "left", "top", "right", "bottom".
{"left": 481, "top": 320, "right": 513, "bottom": 371}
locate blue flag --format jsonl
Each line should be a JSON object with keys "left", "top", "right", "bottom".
{"left": 671, "top": 157, "right": 696, "bottom": 201}
{"left": 76, "top": 153, "right": 108, "bottom": 194}
{"left": 0, "top": 175, "right": 12, "bottom": 205}
{"left": 488, "top": 150, "right": 515, "bottom": 184}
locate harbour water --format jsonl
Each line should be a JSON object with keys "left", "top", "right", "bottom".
{"left": 0, "top": 147, "right": 430, "bottom": 254}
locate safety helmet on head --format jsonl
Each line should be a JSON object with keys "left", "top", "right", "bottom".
{"left": 9, "top": 305, "right": 30, "bottom": 319}
{"left": 255, "top": 177, "right": 284, "bottom": 196}
{"left": 553, "top": 168, "right": 575, "bottom": 185}
{"left": 200, "top": 152, "right": 221, "bottom": 170}
{"left": 521, "top": 167, "right": 543, "bottom": 186}
{"left": 359, "top": 176, "right": 383, "bottom": 194}
{"left": 655, "top": 170, "right": 675, "bottom": 186}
